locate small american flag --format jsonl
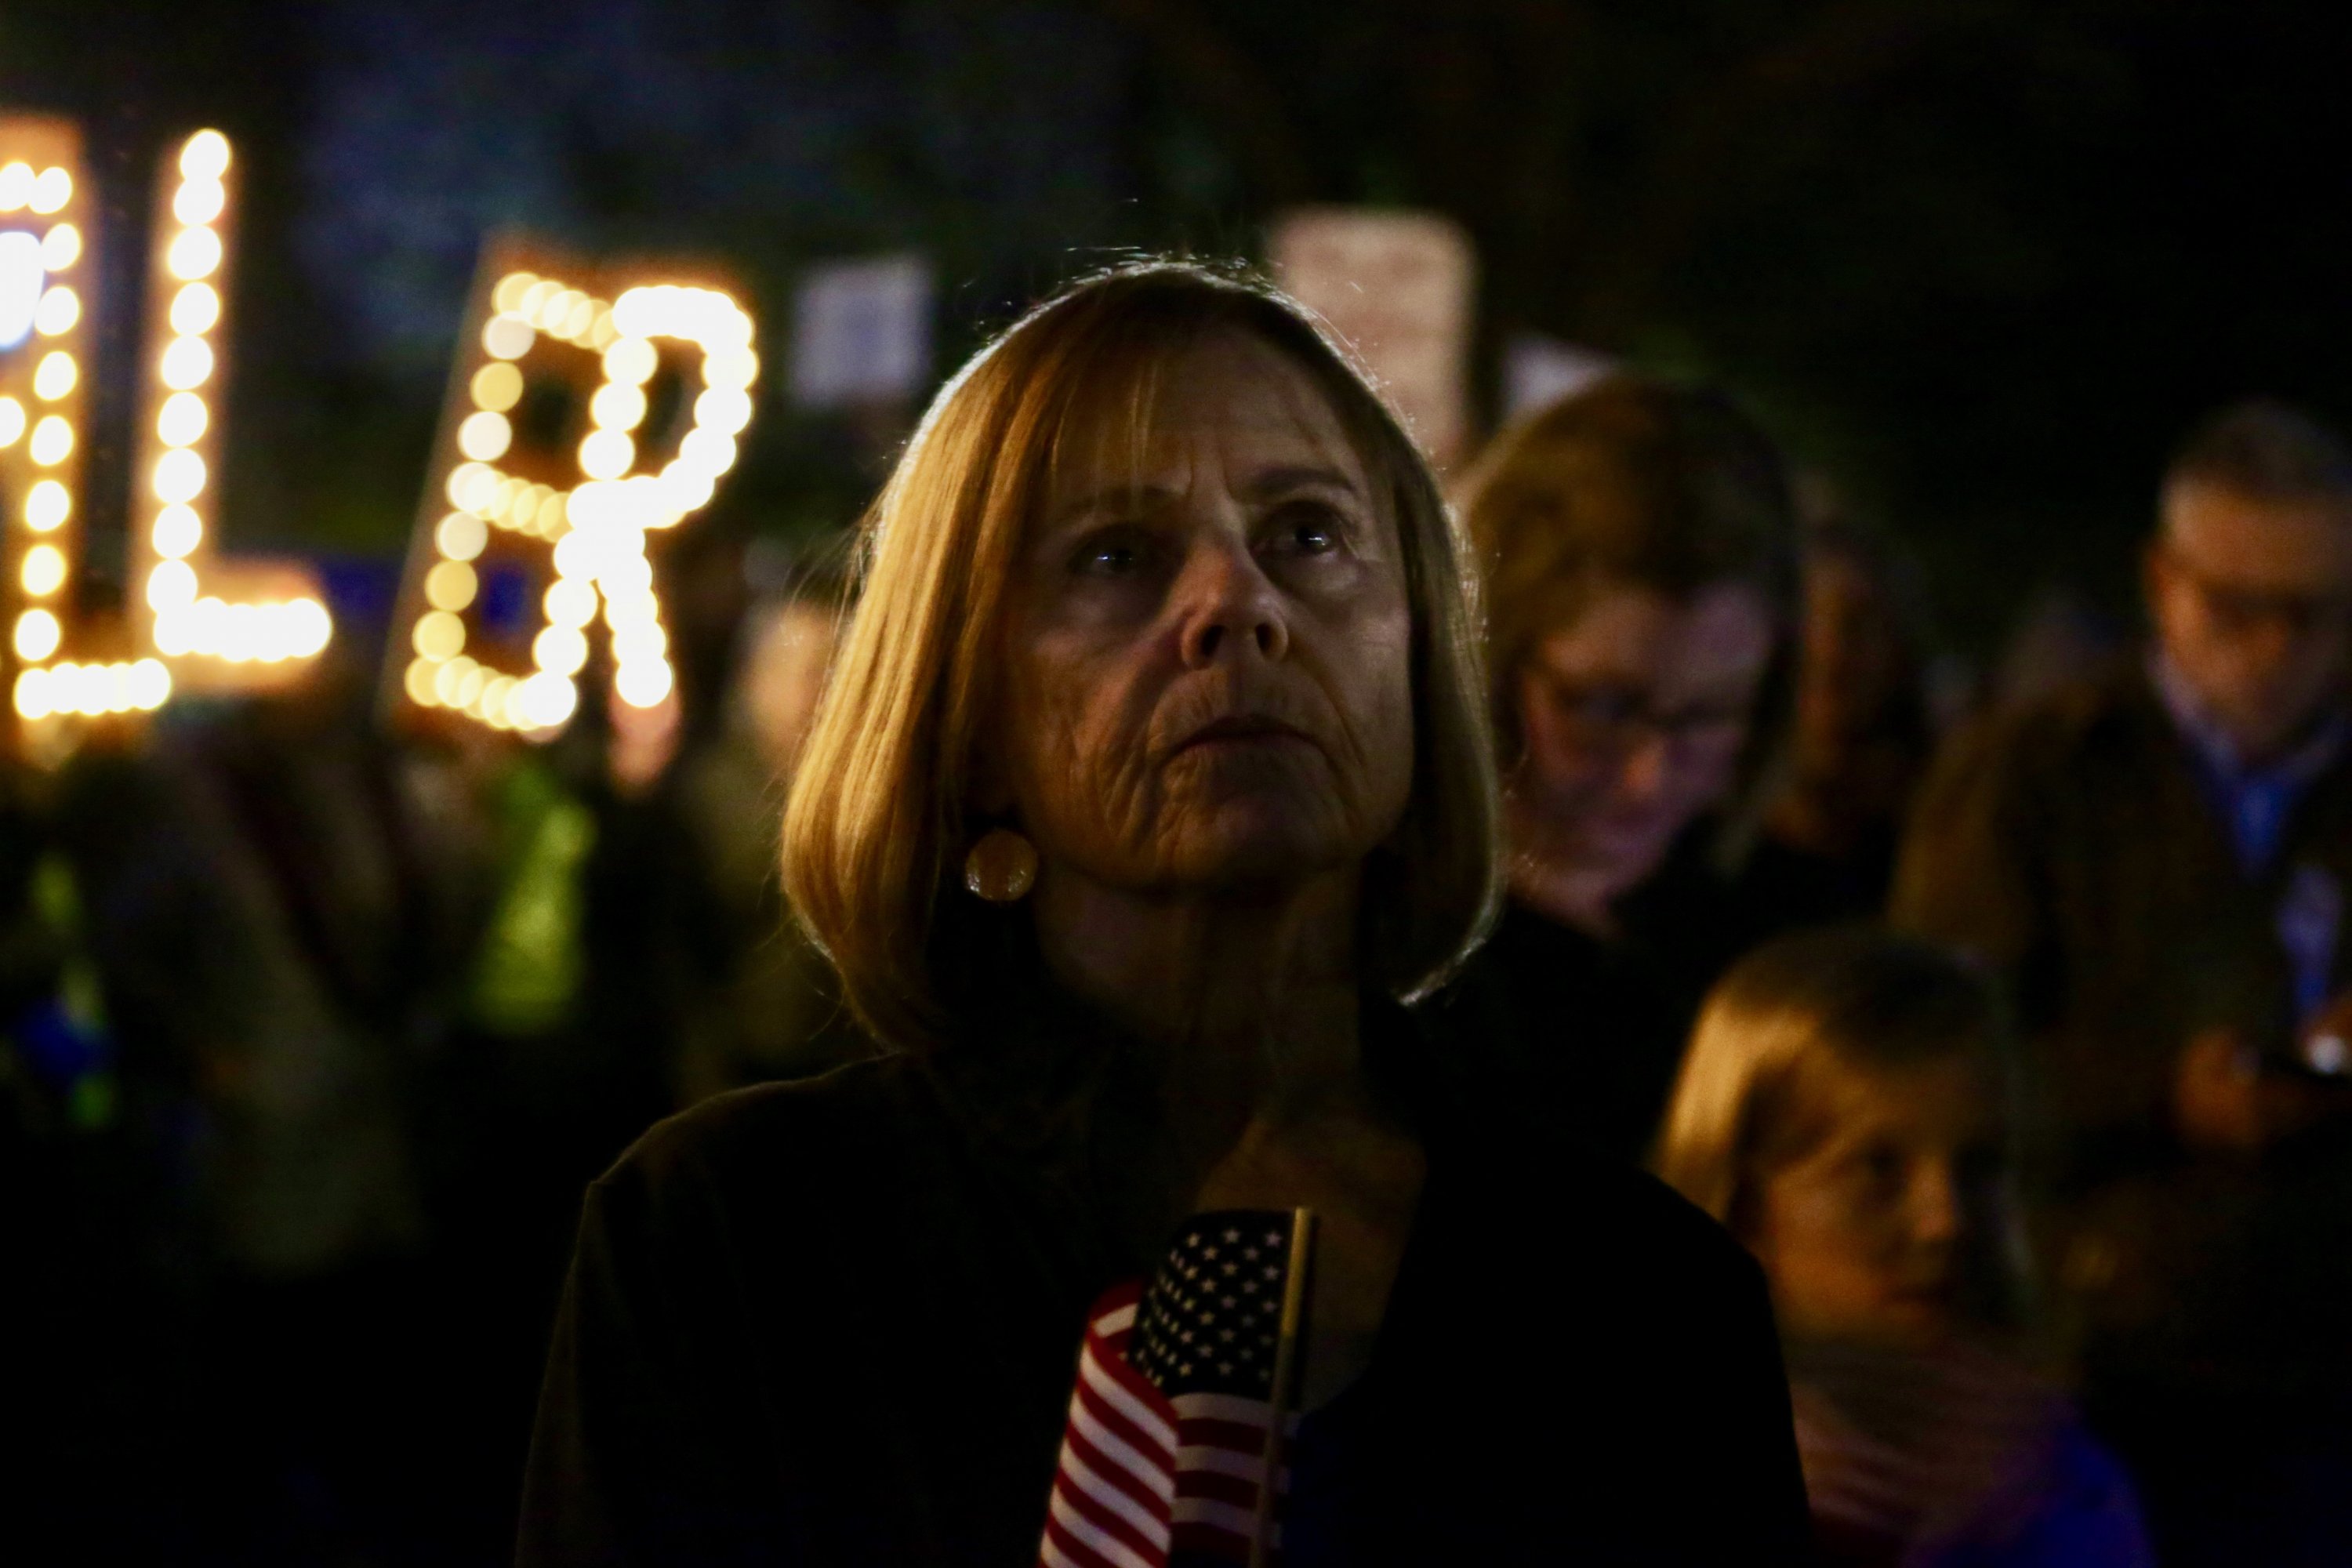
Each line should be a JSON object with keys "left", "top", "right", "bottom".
{"left": 1040, "top": 1210, "right": 1313, "bottom": 1568}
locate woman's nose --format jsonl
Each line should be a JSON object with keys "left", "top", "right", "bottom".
{"left": 1908, "top": 1163, "right": 1962, "bottom": 1250}
{"left": 1613, "top": 730, "right": 1674, "bottom": 802}
{"left": 1176, "top": 540, "right": 1290, "bottom": 667}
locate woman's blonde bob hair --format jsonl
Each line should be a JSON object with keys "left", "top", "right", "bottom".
{"left": 782, "top": 261, "right": 1501, "bottom": 1051}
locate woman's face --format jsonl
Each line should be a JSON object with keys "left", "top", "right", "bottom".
{"left": 1508, "top": 583, "right": 1774, "bottom": 902}
{"left": 1751, "top": 1054, "right": 2007, "bottom": 1348}
{"left": 993, "top": 332, "right": 1415, "bottom": 896}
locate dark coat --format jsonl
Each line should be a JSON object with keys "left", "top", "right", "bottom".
{"left": 516, "top": 959, "right": 1809, "bottom": 1566}
{"left": 1891, "top": 663, "right": 2352, "bottom": 1410}
{"left": 1892, "top": 663, "right": 2352, "bottom": 1174}
{"left": 1449, "top": 826, "right": 1858, "bottom": 1167}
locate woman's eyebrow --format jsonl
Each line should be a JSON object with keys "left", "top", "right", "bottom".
{"left": 1047, "top": 483, "right": 1178, "bottom": 528}
{"left": 1046, "top": 464, "right": 1363, "bottom": 532}
{"left": 1236, "top": 463, "right": 1364, "bottom": 501}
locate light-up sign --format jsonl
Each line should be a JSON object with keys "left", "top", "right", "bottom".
{"left": 0, "top": 116, "right": 334, "bottom": 731}
{"left": 0, "top": 230, "right": 42, "bottom": 348}
{"left": 129, "top": 130, "right": 332, "bottom": 691}
{"left": 388, "top": 238, "right": 756, "bottom": 738}
{"left": 0, "top": 114, "right": 171, "bottom": 728}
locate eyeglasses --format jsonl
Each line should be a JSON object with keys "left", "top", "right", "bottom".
{"left": 1529, "top": 671, "right": 1755, "bottom": 760}
{"left": 2165, "top": 548, "right": 2352, "bottom": 640}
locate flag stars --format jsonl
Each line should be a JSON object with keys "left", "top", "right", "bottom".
{"left": 1131, "top": 1211, "right": 1300, "bottom": 1404}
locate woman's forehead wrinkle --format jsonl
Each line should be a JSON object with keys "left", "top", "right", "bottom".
{"left": 1044, "top": 403, "right": 1194, "bottom": 526}
{"left": 1044, "top": 343, "right": 1371, "bottom": 539}
{"left": 1225, "top": 371, "right": 1357, "bottom": 459}
{"left": 1048, "top": 452, "right": 1203, "bottom": 537}
{"left": 1166, "top": 332, "right": 1360, "bottom": 454}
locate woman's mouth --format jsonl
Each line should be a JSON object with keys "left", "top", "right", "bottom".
{"left": 1174, "top": 713, "right": 1316, "bottom": 753}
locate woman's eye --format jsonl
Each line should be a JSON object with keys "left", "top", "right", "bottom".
{"left": 1069, "top": 530, "right": 1147, "bottom": 577}
{"left": 1266, "top": 503, "right": 1346, "bottom": 557}
{"left": 1858, "top": 1144, "right": 1907, "bottom": 1194}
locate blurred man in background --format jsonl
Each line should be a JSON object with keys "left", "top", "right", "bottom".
{"left": 1896, "top": 400, "right": 2352, "bottom": 1565}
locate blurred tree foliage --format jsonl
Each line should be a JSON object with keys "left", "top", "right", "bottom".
{"left": 2, "top": 0, "right": 2349, "bottom": 655}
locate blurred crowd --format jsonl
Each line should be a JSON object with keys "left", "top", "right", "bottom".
{"left": 12, "top": 363, "right": 2352, "bottom": 1566}
{"left": 2, "top": 523, "right": 865, "bottom": 1563}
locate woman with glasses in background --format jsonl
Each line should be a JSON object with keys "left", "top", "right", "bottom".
{"left": 1448, "top": 376, "right": 1825, "bottom": 1163}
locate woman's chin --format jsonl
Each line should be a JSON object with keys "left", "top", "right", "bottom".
{"left": 1863, "top": 1293, "right": 1958, "bottom": 1349}
{"left": 1148, "top": 805, "right": 1364, "bottom": 893}
{"left": 1512, "top": 828, "right": 1677, "bottom": 915}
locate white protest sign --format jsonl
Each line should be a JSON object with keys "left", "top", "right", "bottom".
{"left": 1504, "top": 333, "right": 1617, "bottom": 422}
{"left": 1269, "top": 209, "right": 1475, "bottom": 467}
{"left": 789, "top": 253, "right": 932, "bottom": 409}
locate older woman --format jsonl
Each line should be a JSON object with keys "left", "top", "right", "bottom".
{"left": 1450, "top": 379, "right": 1824, "bottom": 1167}
{"left": 517, "top": 266, "right": 1806, "bottom": 1566}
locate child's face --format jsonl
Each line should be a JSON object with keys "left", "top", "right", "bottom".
{"left": 1751, "top": 1053, "right": 2007, "bottom": 1347}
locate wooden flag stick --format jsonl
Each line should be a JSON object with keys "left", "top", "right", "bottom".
{"left": 1248, "top": 1207, "right": 1317, "bottom": 1568}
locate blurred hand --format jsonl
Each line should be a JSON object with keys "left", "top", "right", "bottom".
{"left": 2175, "top": 1025, "right": 2352, "bottom": 1153}
{"left": 2175, "top": 1029, "right": 2266, "bottom": 1152}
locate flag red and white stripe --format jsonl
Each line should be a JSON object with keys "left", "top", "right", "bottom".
{"left": 1040, "top": 1283, "right": 1290, "bottom": 1567}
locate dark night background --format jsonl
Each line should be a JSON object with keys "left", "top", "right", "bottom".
{"left": 2, "top": 0, "right": 2348, "bottom": 652}
{"left": 9, "top": 5, "right": 2352, "bottom": 1563}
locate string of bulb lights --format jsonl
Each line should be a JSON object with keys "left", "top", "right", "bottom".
{"left": 3, "top": 118, "right": 746, "bottom": 747}
{"left": 0, "top": 120, "right": 336, "bottom": 729}
{"left": 399, "top": 261, "right": 757, "bottom": 739}
{"left": 136, "top": 130, "right": 333, "bottom": 681}
{"left": 0, "top": 122, "right": 173, "bottom": 724}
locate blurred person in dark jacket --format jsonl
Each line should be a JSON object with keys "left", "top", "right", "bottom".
{"left": 1446, "top": 377, "right": 1831, "bottom": 1164}
{"left": 34, "top": 666, "right": 442, "bottom": 1563}
{"left": 1894, "top": 399, "right": 2352, "bottom": 1566}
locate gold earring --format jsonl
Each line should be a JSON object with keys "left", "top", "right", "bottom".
{"left": 964, "top": 827, "right": 1038, "bottom": 903}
